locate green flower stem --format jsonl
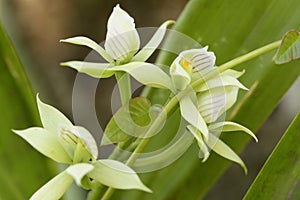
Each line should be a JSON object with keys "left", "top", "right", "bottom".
{"left": 115, "top": 71, "right": 132, "bottom": 105}
{"left": 99, "top": 40, "right": 282, "bottom": 200}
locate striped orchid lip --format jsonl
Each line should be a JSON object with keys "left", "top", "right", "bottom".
{"left": 170, "top": 46, "right": 216, "bottom": 91}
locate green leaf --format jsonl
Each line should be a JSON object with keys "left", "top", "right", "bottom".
{"left": 102, "top": 97, "right": 161, "bottom": 145}
{"left": 113, "top": 0, "right": 300, "bottom": 199}
{"left": 88, "top": 159, "right": 152, "bottom": 192}
{"left": 30, "top": 171, "right": 73, "bottom": 200}
{"left": 0, "top": 22, "right": 54, "bottom": 199}
{"left": 243, "top": 112, "right": 300, "bottom": 199}
{"left": 274, "top": 30, "right": 300, "bottom": 64}
{"left": 13, "top": 128, "right": 72, "bottom": 164}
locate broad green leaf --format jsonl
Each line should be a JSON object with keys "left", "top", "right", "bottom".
{"left": 30, "top": 171, "right": 73, "bottom": 200}
{"left": 274, "top": 30, "right": 300, "bottom": 64}
{"left": 60, "top": 61, "right": 114, "bottom": 78}
{"left": 88, "top": 159, "right": 151, "bottom": 192}
{"left": 113, "top": 0, "right": 300, "bottom": 199}
{"left": 243, "top": 112, "right": 300, "bottom": 199}
{"left": 133, "top": 20, "right": 175, "bottom": 62}
{"left": 60, "top": 36, "right": 113, "bottom": 62}
{"left": 102, "top": 97, "right": 161, "bottom": 145}
{"left": 13, "top": 128, "right": 72, "bottom": 164}
{"left": 37, "top": 94, "right": 73, "bottom": 134}
{"left": 0, "top": 22, "right": 54, "bottom": 199}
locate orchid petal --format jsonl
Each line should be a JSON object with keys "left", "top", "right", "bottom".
{"left": 66, "top": 163, "right": 94, "bottom": 186}
{"left": 197, "top": 86, "right": 240, "bottom": 123}
{"left": 179, "top": 94, "right": 208, "bottom": 139}
{"left": 133, "top": 20, "right": 175, "bottom": 62}
{"left": 114, "top": 62, "right": 173, "bottom": 90}
{"left": 206, "top": 132, "right": 247, "bottom": 173}
{"left": 88, "top": 159, "right": 152, "bottom": 192}
{"left": 105, "top": 4, "right": 140, "bottom": 62}
{"left": 30, "top": 171, "right": 73, "bottom": 200}
{"left": 13, "top": 127, "right": 72, "bottom": 163}
{"left": 37, "top": 94, "right": 73, "bottom": 134}
{"left": 60, "top": 36, "right": 113, "bottom": 63}
{"left": 221, "top": 69, "right": 245, "bottom": 78}
{"left": 209, "top": 121, "right": 258, "bottom": 142}
{"left": 187, "top": 125, "right": 210, "bottom": 161}
{"left": 196, "top": 75, "right": 248, "bottom": 92}
{"left": 170, "top": 56, "right": 191, "bottom": 90}
{"left": 61, "top": 61, "right": 114, "bottom": 78}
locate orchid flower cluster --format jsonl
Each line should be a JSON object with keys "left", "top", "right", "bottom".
{"left": 14, "top": 4, "right": 258, "bottom": 200}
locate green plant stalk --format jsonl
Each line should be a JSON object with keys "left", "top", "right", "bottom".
{"left": 115, "top": 71, "right": 132, "bottom": 105}
{"left": 98, "top": 40, "right": 282, "bottom": 200}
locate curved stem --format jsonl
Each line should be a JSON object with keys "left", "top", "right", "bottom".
{"left": 115, "top": 71, "right": 131, "bottom": 105}
{"left": 99, "top": 40, "right": 281, "bottom": 200}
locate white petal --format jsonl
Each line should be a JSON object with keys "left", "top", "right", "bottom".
{"left": 197, "top": 86, "right": 240, "bottom": 123}
{"left": 66, "top": 163, "right": 94, "bottom": 186}
{"left": 58, "top": 125, "right": 98, "bottom": 160}
{"left": 179, "top": 94, "right": 208, "bottom": 139}
{"left": 30, "top": 172, "right": 73, "bottom": 200}
{"left": 206, "top": 132, "right": 247, "bottom": 173}
{"left": 61, "top": 61, "right": 114, "bottom": 78}
{"left": 209, "top": 121, "right": 258, "bottom": 142}
{"left": 105, "top": 4, "right": 140, "bottom": 62}
{"left": 195, "top": 75, "right": 248, "bottom": 92}
{"left": 88, "top": 159, "right": 152, "bottom": 192}
{"left": 37, "top": 94, "right": 73, "bottom": 134}
{"left": 13, "top": 128, "right": 72, "bottom": 163}
{"left": 133, "top": 20, "right": 175, "bottom": 62}
{"left": 170, "top": 56, "right": 191, "bottom": 91}
{"left": 113, "top": 62, "right": 173, "bottom": 90}
{"left": 60, "top": 36, "right": 113, "bottom": 63}
{"left": 221, "top": 69, "right": 245, "bottom": 78}
{"left": 187, "top": 125, "right": 210, "bottom": 161}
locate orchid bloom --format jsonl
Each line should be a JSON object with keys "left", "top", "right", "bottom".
{"left": 60, "top": 4, "right": 174, "bottom": 90}
{"left": 13, "top": 95, "right": 151, "bottom": 200}
{"left": 169, "top": 47, "right": 257, "bottom": 171}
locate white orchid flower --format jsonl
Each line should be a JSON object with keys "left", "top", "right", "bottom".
{"left": 60, "top": 4, "right": 174, "bottom": 90}
{"left": 13, "top": 95, "right": 151, "bottom": 200}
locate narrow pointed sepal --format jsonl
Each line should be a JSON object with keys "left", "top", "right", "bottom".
{"left": 88, "top": 159, "right": 152, "bottom": 192}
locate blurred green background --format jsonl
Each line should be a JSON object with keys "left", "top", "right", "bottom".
{"left": 0, "top": 0, "right": 299, "bottom": 199}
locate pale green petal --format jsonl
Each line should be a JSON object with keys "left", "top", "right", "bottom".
{"left": 114, "top": 62, "right": 173, "bottom": 90}
{"left": 170, "top": 57, "right": 191, "bottom": 91}
{"left": 209, "top": 121, "right": 258, "bottom": 142}
{"left": 195, "top": 75, "right": 248, "bottom": 92}
{"left": 187, "top": 125, "right": 210, "bottom": 161}
{"left": 220, "top": 69, "right": 245, "bottom": 78}
{"left": 13, "top": 128, "right": 72, "bottom": 163}
{"left": 30, "top": 171, "right": 73, "bottom": 200}
{"left": 179, "top": 94, "right": 208, "bottom": 139}
{"left": 206, "top": 132, "right": 247, "bottom": 173}
{"left": 60, "top": 36, "right": 113, "bottom": 63}
{"left": 66, "top": 163, "right": 94, "bottom": 186}
{"left": 133, "top": 20, "right": 175, "bottom": 62}
{"left": 105, "top": 4, "right": 140, "bottom": 62}
{"left": 197, "top": 86, "right": 240, "bottom": 123}
{"left": 61, "top": 61, "right": 114, "bottom": 78}
{"left": 88, "top": 159, "right": 152, "bottom": 192}
{"left": 37, "top": 94, "right": 73, "bottom": 134}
